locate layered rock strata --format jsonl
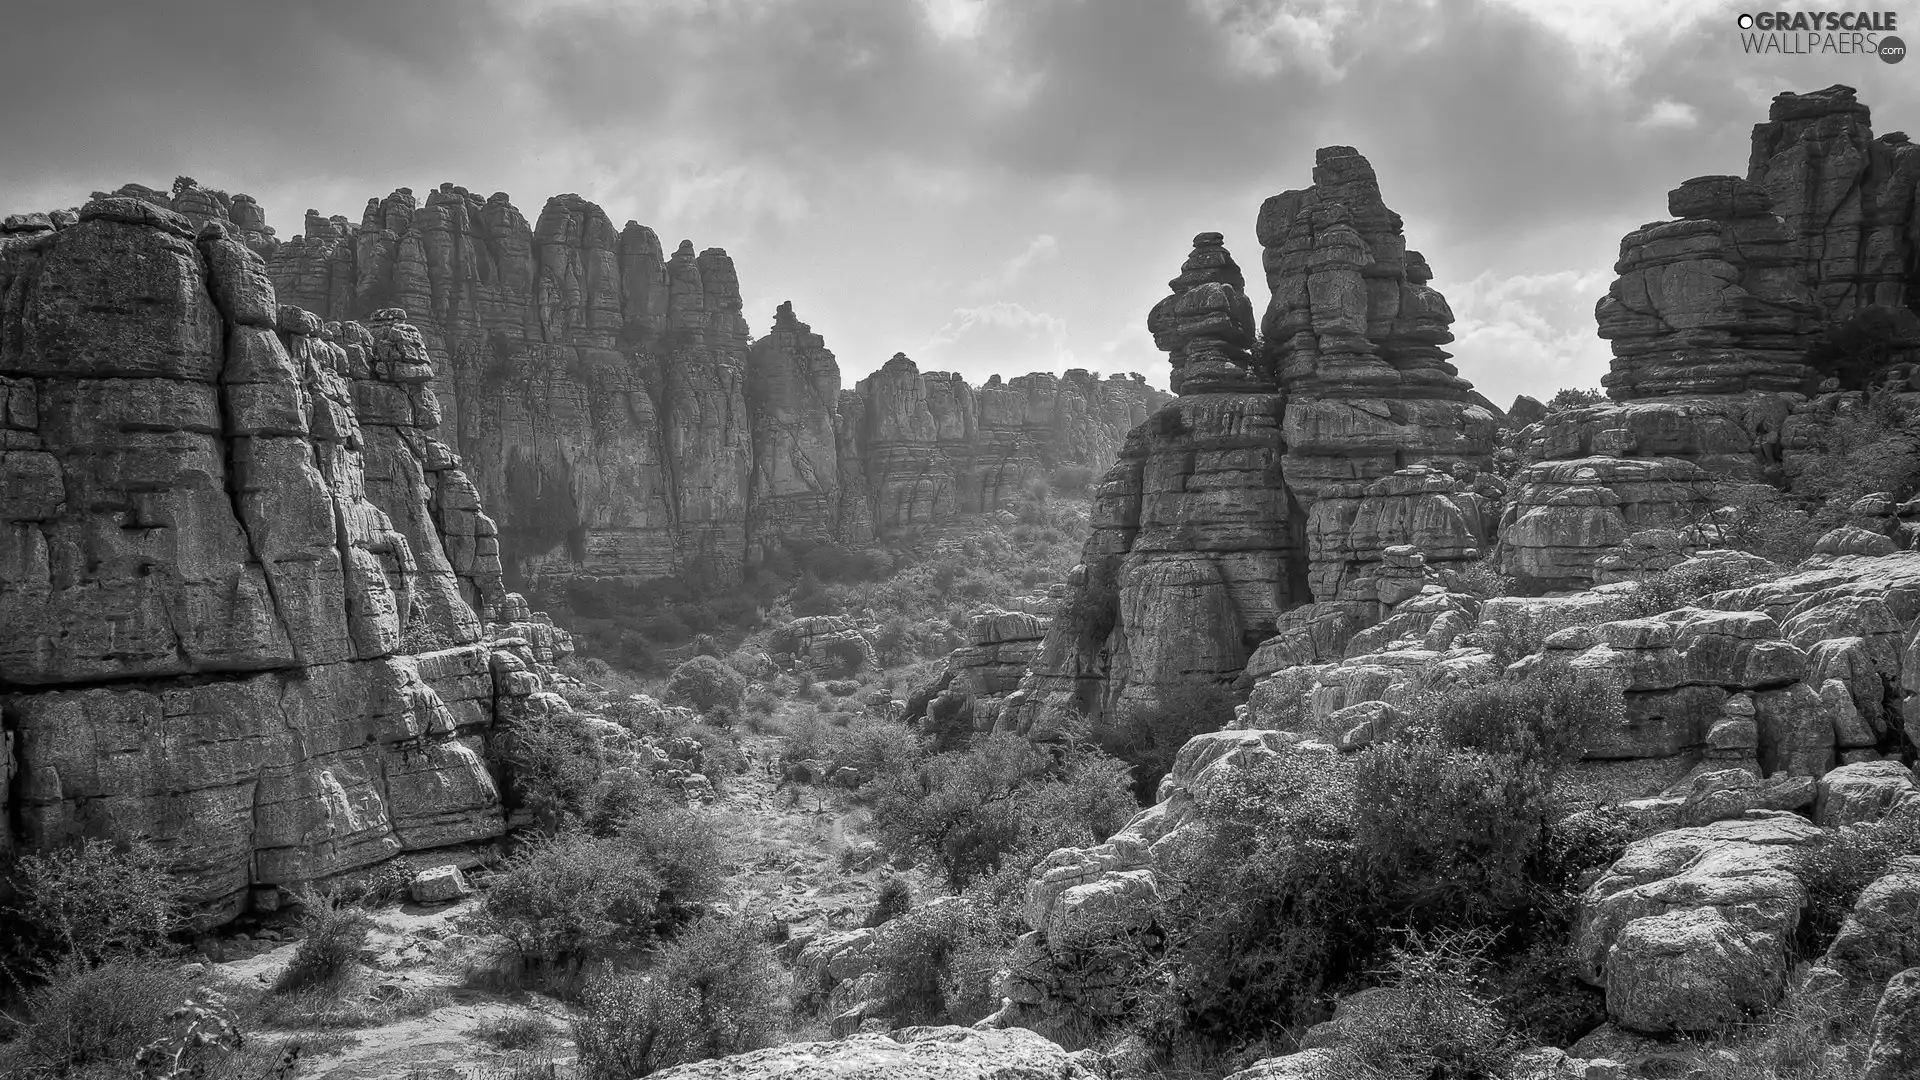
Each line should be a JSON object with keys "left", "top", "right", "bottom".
{"left": 1007, "top": 151, "right": 1500, "bottom": 734}
{"left": 0, "top": 199, "right": 572, "bottom": 920}
{"left": 254, "top": 180, "right": 1166, "bottom": 586}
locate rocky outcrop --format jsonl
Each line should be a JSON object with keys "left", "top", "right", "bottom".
{"left": 1259, "top": 146, "right": 1498, "bottom": 499}
{"left": 747, "top": 301, "right": 850, "bottom": 556}
{"left": 0, "top": 199, "right": 573, "bottom": 921}
{"left": 263, "top": 183, "right": 1165, "bottom": 584}
{"left": 1008, "top": 150, "right": 1499, "bottom": 736}
{"left": 1748, "top": 85, "right": 1920, "bottom": 333}
{"left": 1597, "top": 176, "right": 1820, "bottom": 400}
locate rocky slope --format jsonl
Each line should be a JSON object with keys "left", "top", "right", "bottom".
{"left": 0, "top": 198, "right": 580, "bottom": 921}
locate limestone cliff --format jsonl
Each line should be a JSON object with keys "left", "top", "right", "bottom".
{"left": 255, "top": 181, "right": 1168, "bottom": 585}
{"left": 0, "top": 199, "right": 573, "bottom": 920}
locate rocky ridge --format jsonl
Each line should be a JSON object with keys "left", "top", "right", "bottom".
{"left": 253, "top": 180, "right": 1168, "bottom": 586}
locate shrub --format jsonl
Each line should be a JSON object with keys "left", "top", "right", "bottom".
{"left": 871, "top": 736, "right": 1137, "bottom": 893}
{"left": 1545, "top": 387, "right": 1603, "bottom": 413}
{"left": 1352, "top": 740, "right": 1551, "bottom": 930}
{"left": 1796, "top": 804, "right": 1920, "bottom": 955}
{"left": 1050, "top": 465, "right": 1098, "bottom": 495}
{"left": 3, "top": 957, "right": 194, "bottom": 1076}
{"left": 573, "top": 917, "right": 786, "bottom": 1079}
{"left": 274, "top": 889, "right": 372, "bottom": 994}
{"left": 477, "top": 832, "right": 666, "bottom": 968}
{"left": 501, "top": 709, "right": 605, "bottom": 833}
{"left": 1095, "top": 680, "right": 1241, "bottom": 801}
{"left": 616, "top": 804, "right": 726, "bottom": 914}
{"left": 473, "top": 1012, "right": 561, "bottom": 1051}
{"left": 665, "top": 656, "right": 748, "bottom": 717}
{"left": 869, "top": 898, "right": 1001, "bottom": 1026}
{"left": 1142, "top": 747, "right": 1367, "bottom": 1051}
{"left": 6, "top": 837, "right": 186, "bottom": 977}
{"left": 1327, "top": 929, "right": 1519, "bottom": 1080}
{"left": 864, "top": 877, "right": 913, "bottom": 928}
{"left": 1417, "top": 655, "right": 1622, "bottom": 772}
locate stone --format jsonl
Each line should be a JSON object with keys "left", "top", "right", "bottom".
{"left": 1865, "top": 968, "right": 1920, "bottom": 1080}
{"left": 1604, "top": 906, "right": 1789, "bottom": 1033}
{"left": 408, "top": 866, "right": 472, "bottom": 904}
{"left": 1816, "top": 760, "right": 1920, "bottom": 826}
{"left": 1820, "top": 863, "right": 1920, "bottom": 993}
{"left": 0, "top": 203, "right": 571, "bottom": 921}
{"left": 1575, "top": 814, "right": 1819, "bottom": 994}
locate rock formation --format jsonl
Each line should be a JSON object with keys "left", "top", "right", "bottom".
{"left": 1003, "top": 150, "right": 1501, "bottom": 736}
{"left": 1597, "top": 176, "right": 1820, "bottom": 400}
{"left": 254, "top": 181, "right": 1171, "bottom": 587}
{"left": 0, "top": 199, "right": 573, "bottom": 921}
{"left": 1259, "top": 146, "right": 1498, "bottom": 499}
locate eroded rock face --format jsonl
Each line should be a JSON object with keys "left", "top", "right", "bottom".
{"left": 264, "top": 184, "right": 1165, "bottom": 588}
{"left": 0, "top": 201, "right": 571, "bottom": 921}
{"left": 1597, "top": 176, "right": 1819, "bottom": 400}
{"left": 1258, "top": 147, "right": 1497, "bottom": 500}
{"left": 1748, "top": 85, "right": 1920, "bottom": 330}
{"left": 1011, "top": 156, "right": 1500, "bottom": 736}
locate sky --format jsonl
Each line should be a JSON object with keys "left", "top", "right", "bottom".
{"left": 6, "top": 0, "right": 1920, "bottom": 407}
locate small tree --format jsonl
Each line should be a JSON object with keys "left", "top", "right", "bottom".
{"left": 666, "top": 655, "right": 748, "bottom": 717}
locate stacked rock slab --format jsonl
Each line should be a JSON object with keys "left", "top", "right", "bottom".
{"left": 1597, "top": 175, "right": 1820, "bottom": 400}
{"left": 1006, "top": 151, "right": 1501, "bottom": 735}
{"left": 1749, "top": 84, "right": 1920, "bottom": 330}
{"left": 0, "top": 200, "right": 570, "bottom": 920}
{"left": 1007, "top": 234, "right": 1293, "bottom": 736}
{"left": 1258, "top": 145, "right": 1497, "bottom": 501}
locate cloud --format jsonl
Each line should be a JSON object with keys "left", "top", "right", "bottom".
{"left": 1448, "top": 269, "right": 1615, "bottom": 408}
{"left": 967, "top": 234, "right": 1060, "bottom": 296}
{"left": 921, "top": 302, "right": 1074, "bottom": 378}
{"left": 4, "top": 0, "right": 1917, "bottom": 397}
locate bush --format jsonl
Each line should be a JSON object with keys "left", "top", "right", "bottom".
{"left": 1796, "top": 804, "right": 1920, "bottom": 955}
{"left": 473, "top": 1012, "right": 561, "bottom": 1052}
{"left": 869, "top": 898, "right": 1002, "bottom": 1026}
{"left": 1142, "top": 747, "right": 1366, "bottom": 1051}
{"left": 665, "top": 656, "right": 748, "bottom": 718}
{"left": 1417, "top": 656, "right": 1622, "bottom": 772}
{"left": 274, "top": 889, "right": 372, "bottom": 994}
{"left": 1351, "top": 740, "right": 1551, "bottom": 929}
{"left": 478, "top": 832, "right": 667, "bottom": 968}
{"left": 1095, "top": 680, "right": 1241, "bottom": 802}
{"left": 1050, "top": 465, "right": 1098, "bottom": 495}
{"left": 616, "top": 804, "right": 726, "bottom": 914}
{"left": 573, "top": 917, "right": 786, "bottom": 1079}
{"left": 2, "top": 957, "right": 194, "bottom": 1076}
{"left": 6, "top": 837, "right": 186, "bottom": 974}
{"left": 871, "top": 736, "right": 1138, "bottom": 893}
{"left": 864, "top": 877, "right": 913, "bottom": 928}
{"left": 1545, "top": 387, "right": 1603, "bottom": 412}
{"left": 1621, "top": 558, "right": 1772, "bottom": 618}
{"left": 501, "top": 709, "right": 605, "bottom": 833}
{"left": 1324, "top": 930, "right": 1519, "bottom": 1080}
